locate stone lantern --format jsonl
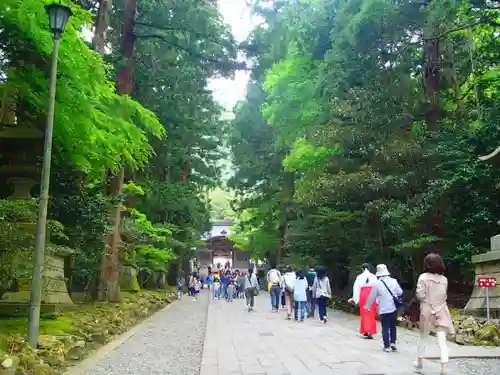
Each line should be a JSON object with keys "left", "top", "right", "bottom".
{"left": 464, "top": 147, "right": 500, "bottom": 317}
{"left": 0, "top": 97, "right": 74, "bottom": 315}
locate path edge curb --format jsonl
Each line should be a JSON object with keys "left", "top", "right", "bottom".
{"left": 62, "top": 299, "right": 177, "bottom": 375}
{"left": 427, "top": 354, "right": 500, "bottom": 360}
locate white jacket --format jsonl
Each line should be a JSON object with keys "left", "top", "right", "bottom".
{"left": 352, "top": 269, "right": 377, "bottom": 304}
{"left": 283, "top": 272, "right": 296, "bottom": 291}
{"left": 267, "top": 269, "right": 281, "bottom": 284}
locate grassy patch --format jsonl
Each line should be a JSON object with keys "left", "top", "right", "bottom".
{"left": 0, "top": 317, "right": 74, "bottom": 354}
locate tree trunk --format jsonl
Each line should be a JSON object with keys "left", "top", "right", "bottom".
{"left": 116, "top": 0, "right": 137, "bottom": 96}
{"left": 98, "top": 0, "right": 138, "bottom": 301}
{"left": 92, "top": 0, "right": 113, "bottom": 53}
{"left": 277, "top": 171, "right": 294, "bottom": 262}
{"left": 92, "top": 0, "right": 117, "bottom": 301}
{"left": 422, "top": 37, "right": 441, "bottom": 130}
{"left": 422, "top": 12, "right": 445, "bottom": 248}
{"left": 98, "top": 167, "right": 125, "bottom": 301}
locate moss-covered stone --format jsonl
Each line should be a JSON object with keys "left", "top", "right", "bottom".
{"left": 0, "top": 289, "right": 174, "bottom": 374}
{"left": 31, "top": 363, "right": 52, "bottom": 375}
{"left": 37, "top": 335, "right": 64, "bottom": 349}
{"left": 38, "top": 347, "right": 65, "bottom": 366}
{"left": 0, "top": 355, "right": 19, "bottom": 375}
{"left": 475, "top": 324, "right": 500, "bottom": 341}
{"left": 119, "top": 266, "right": 141, "bottom": 293}
{"left": 65, "top": 341, "right": 86, "bottom": 361}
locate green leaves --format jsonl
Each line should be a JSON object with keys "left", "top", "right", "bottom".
{"left": 228, "top": 0, "right": 500, "bottom": 284}
{"left": 1, "top": 0, "right": 164, "bottom": 175}
{"left": 283, "top": 139, "right": 338, "bottom": 173}
{"left": 262, "top": 55, "right": 326, "bottom": 145}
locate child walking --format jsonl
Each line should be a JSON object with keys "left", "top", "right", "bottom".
{"left": 177, "top": 276, "right": 184, "bottom": 300}
{"left": 192, "top": 279, "right": 201, "bottom": 301}
{"left": 226, "top": 280, "right": 236, "bottom": 302}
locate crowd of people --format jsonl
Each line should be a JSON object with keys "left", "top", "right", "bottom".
{"left": 181, "top": 252, "right": 452, "bottom": 375}
{"left": 265, "top": 254, "right": 452, "bottom": 375}
{"left": 266, "top": 265, "right": 332, "bottom": 323}
{"left": 178, "top": 267, "right": 260, "bottom": 310}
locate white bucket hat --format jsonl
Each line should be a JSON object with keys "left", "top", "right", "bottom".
{"left": 375, "top": 264, "right": 390, "bottom": 277}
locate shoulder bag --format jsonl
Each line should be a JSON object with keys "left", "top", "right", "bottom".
{"left": 380, "top": 279, "right": 403, "bottom": 309}
{"left": 247, "top": 276, "right": 258, "bottom": 296}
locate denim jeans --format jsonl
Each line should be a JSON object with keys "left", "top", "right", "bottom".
{"left": 270, "top": 284, "right": 281, "bottom": 309}
{"left": 213, "top": 287, "right": 220, "bottom": 299}
{"left": 306, "top": 289, "right": 315, "bottom": 317}
{"left": 294, "top": 301, "right": 306, "bottom": 321}
{"left": 317, "top": 297, "right": 327, "bottom": 321}
{"left": 380, "top": 311, "right": 397, "bottom": 347}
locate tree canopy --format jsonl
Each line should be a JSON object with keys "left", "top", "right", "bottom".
{"left": 228, "top": 0, "right": 500, "bottom": 286}
{"left": 0, "top": 0, "right": 239, "bottom": 299}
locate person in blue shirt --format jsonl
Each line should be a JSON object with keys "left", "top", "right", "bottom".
{"left": 220, "top": 272, "right": 229, "bottom": 299}
{"left": 206, "top": 273, "right": 214, "bottom": 294}
{"left": 294, "top": 270, "right": 309, "bottom": 322}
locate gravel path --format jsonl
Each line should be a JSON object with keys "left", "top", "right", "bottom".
{"left": 79, "top": 291, "right": 209, "bottom": 375}
{"left": 454, "top": 359, "right": 500, "bottom": 375}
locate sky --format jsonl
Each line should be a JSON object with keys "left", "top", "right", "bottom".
{"left": 207, "top": 0, "right": 258, "bottom": 114}
{"left": 207, "top": 0, "right": 259, "bottom": 180}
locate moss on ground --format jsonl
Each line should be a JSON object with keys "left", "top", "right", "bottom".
{"left": 0, "top": 289, "right": 175, "bottom": 374}
{"left": 0, "top": 317, "right": 74, "bottom": 355}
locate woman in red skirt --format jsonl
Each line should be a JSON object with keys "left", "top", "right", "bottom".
{"left": 349, "top": 263, "right": 378, "bottom": 339}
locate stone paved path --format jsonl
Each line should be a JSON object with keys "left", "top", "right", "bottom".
{"left": 66, "top": 290, "right": 499, "bottom": 375}
{"left": 201, "top": 293, "right": 468, "bottom": 375}
{"left": 327, "top": 309, "right": 499, "bottom": 359}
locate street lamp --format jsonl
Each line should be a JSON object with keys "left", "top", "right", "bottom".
{"left": 45, "top": 3, "right": 73, "bottom": 37}
{"left": 27, "top": 2, "right": 72, "bottom": 348}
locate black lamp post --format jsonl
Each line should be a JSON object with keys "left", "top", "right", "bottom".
{"left": 27, "top": 2, "right": 72, "bottom": 348}
{"left": 45, "top": 3, "right": 73, "bottom": 38}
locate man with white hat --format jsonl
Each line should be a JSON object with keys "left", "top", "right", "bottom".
{"left": 364, "top": 264, "right": 403, "bottom": 352}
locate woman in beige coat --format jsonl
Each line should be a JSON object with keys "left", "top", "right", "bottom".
{"left": 414, "top": 253, "right": 454, "bottom": 375}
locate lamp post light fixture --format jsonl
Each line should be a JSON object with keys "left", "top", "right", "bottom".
{"left": 45, "top": 3, "right": 73, "bottom": 38}
{"left": 27, "top": 2, "right": 72, "bottom": 348}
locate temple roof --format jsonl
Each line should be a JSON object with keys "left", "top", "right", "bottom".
{"left": 201, "top": 221, "right": 234, "bottom": 240}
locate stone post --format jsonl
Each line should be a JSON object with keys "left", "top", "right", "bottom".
{"left": 464, "top": 147, "right": 500, "bottom": 317}
{"left": 464, "top": 235, "right": 500, "bottom": 316}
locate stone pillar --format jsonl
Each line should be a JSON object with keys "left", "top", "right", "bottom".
{"left": 464, "top": 234, "right": 500, "bottom": 317}
{"left": 119, "top": 265, "right": 140, "bottom": 292}
{"left": 0, "top": 252, "right": 74, "bottom": 315}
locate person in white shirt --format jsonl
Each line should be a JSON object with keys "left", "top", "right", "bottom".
{"left": 267, "top": 265, "right": 282, "bottom": 312}
{"left": 348, "top": 263, "right": 378, "bottom": 339}
{"left": 282, "top": 266, "right": 296, "bottom": 319}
